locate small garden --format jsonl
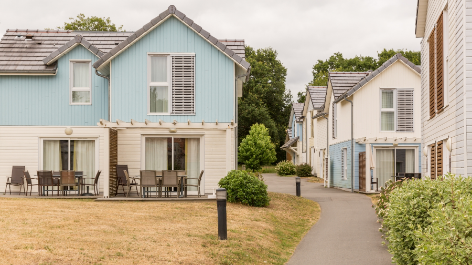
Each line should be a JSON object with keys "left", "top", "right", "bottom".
{"left": 373, "top": 174, "right": 472, "bottom": 265}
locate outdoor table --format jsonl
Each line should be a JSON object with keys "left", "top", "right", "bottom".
{"left": 35, "top": 174, "right": 85, "bottom": 196}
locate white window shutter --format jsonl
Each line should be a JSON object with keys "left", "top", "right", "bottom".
{"left": 341, "top": 148, "right": 345, "bottom": 179}
{"left": 397, "top": 89, "right": 414, "bottom": 132}
{"left": 172, "top": 55, "right": 195, "bottom": 114}
{"left": 332, "top": 103, "right": 337, "bottom": 138}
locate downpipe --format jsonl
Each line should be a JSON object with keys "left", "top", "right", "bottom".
{"left": 345, "top": 98, "right": 354, "bottom": 193}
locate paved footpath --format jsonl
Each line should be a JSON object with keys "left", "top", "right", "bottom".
{"left": 263, "top": 174, "right": 392, "bottom": 265}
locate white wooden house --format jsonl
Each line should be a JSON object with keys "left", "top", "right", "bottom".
{"left": 319, "top": 54, "right": 421, "bottom": 191}
{"left": 282, "top": 103, "right": 304, "bottom": 164}
{"left": 415, "top": 0, "right": 469, "bottom": 178}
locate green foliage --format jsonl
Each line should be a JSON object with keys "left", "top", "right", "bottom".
{"left": 57, "top": 14, "right": 124, "bottom": 31}
{"left": 238, "top": 124, "right": 276, "bottom": 172}
{"left": 275, "top": 160, "right": 296, "bottom": 176}
{"left": 296, "top": 163, "right": 313, "bottom": 177}
{"left": 297, "top": 91, "right": 306, "bottom": 103}
{"left": 310, "top": 49, "right": 421, "bottom": 86}
{"left": 239, "top": 46, "right": 292, "bottom": 162}
{"left": 378, "top": 175, "right": 472, "bottom": 265}
{"left": 375, "top": 179, "right": 403, "bottom": 218}
{"left": 218, "top": 170, "right": 270, "bottom": 207}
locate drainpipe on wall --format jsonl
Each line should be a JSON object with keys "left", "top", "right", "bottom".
{"left": 323, "top": 115, "right": 329, "bottom": 188}
{"left": 345, "top": 98, "right": 354, "bottom": 193}
{"left": 95, "top": 69, "right": 111, "bottom": 121}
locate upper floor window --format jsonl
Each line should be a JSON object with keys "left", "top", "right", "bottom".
{"left": 147, "top": 54, "right": 195, "bottom": 115}
{"left": 380, "top": 89, "right": 414, "bottom": 132}
{"left": 70, "top": 60, "right": 91, "bottom": 105}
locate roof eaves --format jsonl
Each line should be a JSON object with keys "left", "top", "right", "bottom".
{"left": 42, "top": 34, "right": 103, "bottom": 65}
{"left": 93, "top": 5, "right": 250, "bottom": 72}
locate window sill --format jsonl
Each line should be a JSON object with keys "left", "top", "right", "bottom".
{"left": 147, "top": 113, "right": 196, "bottom": 116}
{"left": 427, "top": 105, "right": 448, "bottom": 121}
{"left": 70, "top": 103, "right": 92, "bottom": 106}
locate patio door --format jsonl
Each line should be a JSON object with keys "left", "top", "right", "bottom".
{"left": 144, "top": 137, "right": 201, "bottom": 193}
{"left": 375, "top": 148, "right": 416, "bottom": 188}
{"left": 42, "top": 139, "right": 96, "bottom": 188}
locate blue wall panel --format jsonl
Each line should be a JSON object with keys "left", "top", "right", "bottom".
{"left": 0, "top": 45, "right": 108, "bottom": 126}
{"left": 329, "top": 141, "right": 365, "bottom": 189}
{"left": 111, "top": 16, "right": 235, "bottom": 123}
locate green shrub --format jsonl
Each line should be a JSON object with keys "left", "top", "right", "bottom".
{"left": 380, "top": 174, "right": 472, "bottom": 264}
{"left": 296, "top": 163, "right": 312, "bottom": 177}
{"left": 238, "top": 124, "right": 277, "bottom": 172}
{"left": 375, "top": 179, "right": 403, "bottom": 218}
{"left": 218, "top": 170, "right": 270, "bottom": 207}
{"left": 275, "top": 160, "right": 296, "bottom": 176}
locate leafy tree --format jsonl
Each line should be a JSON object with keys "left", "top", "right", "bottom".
{"left": 56, "top": 14, "right": 124, "bottom": 31}
{"left": 239, "top": 46, "right": 292, "bottom": 162}
{"left": 238, "top": 124, "right": 276, "bottom": 171}
{"left": 297, "top": 91, "right": 306, "bottom": 103}
{"left": 310, "top": 49, "right": 421, "bottom": 85}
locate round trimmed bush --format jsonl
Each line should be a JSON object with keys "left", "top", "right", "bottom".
{"left": 275, "top": 160, "right": 296, "bottom": 176}
{"left": 218, "top": 170, "right": 270, "bottom": 207}
{"left": 296, "top": 163, "right": 313, "bottom": 177}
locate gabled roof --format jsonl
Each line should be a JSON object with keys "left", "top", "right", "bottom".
{"left": 93, "top": 5, "right": 250, "bottom": 72}
{"left": 219, "top": 39, "right": 245, "bottom": 59}
{"left": 0, "top": 29, "right": 132, "bottom": 74}
{"left": 281, "top": 137, "right": 299, "bottom": 149}
{"left": 415, "top": 0, "right": 428, "bottom": 38}
{"left": 43, "top": 35, "right": 104, "bottom": 65}
{"left": 293, "top": 103, "right": 305, "bottom": 121}
{"left": 307, "top": 86, "right": 327, "bottom": 110}
{"left": 329, "top": 72, "right": 370, "bottom": 99}
{"left": 334, "top": 53, "right": 421, "bottom": 103}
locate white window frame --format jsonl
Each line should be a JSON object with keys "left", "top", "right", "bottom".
{"left": 147, "top": 54, "right": 172, "bottom": 115}
{"left": 443, "top": 9, "right": 449, "bottom": 107}
{"left": 70, "top": 60, "right": 92, "bottom": 105}
{"left": 140, "top": 134, "right": 205, "bottom": 195}
{"left": 342, "top": 147, "right": 347, "bottom": 180}
{"left": 380, "top": 89, "right": 396, "bottom": 132}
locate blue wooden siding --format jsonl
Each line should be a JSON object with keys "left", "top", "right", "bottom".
{"left": 111, "top": 16, "right": 234, "bottom": 123}
{"left": 329, "top": 141, "right": 365, "bottom": 189}
{"left": 0, "top": 45, "right": 108, "bottom": 126}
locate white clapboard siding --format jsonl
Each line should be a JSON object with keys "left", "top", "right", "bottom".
{"left": 172, "top": 55, "right": 195, "bottom": 114}
{"left": 117, "top": 128, "right": 234, "bottom": 194}
{"left": 397, "top": 89, "right": 414, "bottom": 132}
{"left": 0, "top": 126, "right": 109, "bottom": 194}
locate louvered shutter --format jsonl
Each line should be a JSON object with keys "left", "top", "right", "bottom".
{"left": 171, "top": 55, "right": 195, "bottom": 114}
{"left": 397, "top": 89, "right": 414, "bottom": 132}
{"left": 436, "top": 13, "right": 444, "bottom": 111}
{"left": 431, "top": 144, "right": 436, "bottom": 179}
{"left": 437, "top": 141, "right": 443, "bottom": 177}
{"left": 428, "top": 28, "right": 436, "bottom": 118}
{"left": 341, "top": 148, "right": 345, "bottom": 179}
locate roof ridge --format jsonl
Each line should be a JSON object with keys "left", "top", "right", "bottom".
{"left": 42, "top": 34, "right": 104, "bottom": 65}
{"left": 92, "top": 5, "right": 250, "bottom": 71}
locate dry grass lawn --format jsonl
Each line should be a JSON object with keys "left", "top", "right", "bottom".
{"left": 305, "top": 177, "right": 324, "bottom": 184}
{"left": 0, "top": 192, "right": 319, "bottom": 265}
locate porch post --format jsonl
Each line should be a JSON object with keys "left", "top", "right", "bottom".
{"left": 366, "top": 143, "right": 371, "bottom": 192}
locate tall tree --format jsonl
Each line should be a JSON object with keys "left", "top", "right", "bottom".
{"left": 239, "top": 46, "right": 292, "bottom": 163}
{"left": 310, "top": 49, "right": 420, "bottom": 85}
{"left": 238, "top": 124, "right": 277, "bottom": 171}
{"left": 56, "top": 14, "right": 124, "bottom": 31}
{"left": 297, "top": 91, "right": 306, "bottom": 103}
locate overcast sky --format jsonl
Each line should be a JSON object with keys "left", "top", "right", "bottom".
{"left": 0, "top": 0, "right": 420, "bottom": 99}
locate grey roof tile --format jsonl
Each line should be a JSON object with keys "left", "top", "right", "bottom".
{"left": 151, "top": 16, "right": 163, "bottom": 25}
{"left": 183, "top": 17, "right": 193, "bottom": 26}
{"left": 208, "top": 35, "right": 218, "bottom": 44}
{"left": 293, "top": 103, "right": 304, "bottom": 120}
{"left": 224, "top": 47, "right": 235, "bottom": 57}
{"left": 191, "top": 22, "right": 202, "bottom": 33}
{"left": 174, "top": 9, "right": 186, "bottom": 20}
{"left": 307, "top": 86, "right": 327, "bottom": 110}
{"left": 216, "top": 41, "right": 226, "bottom": 51}
{"left": 199, "top": 29, "right": 210, "bottom": 38}
{"left": 281, "top": 137, "right": 299, "bottom": 149}
{"left": 143, "top": 22, "right": 153, "bottom": 31}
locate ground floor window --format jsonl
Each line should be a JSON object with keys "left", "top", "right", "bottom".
{"left": 375, "top": 147, "right": 416, "bottom": 187}
{"left": 42, "top": 139, "right": 96, "bottom": 187}
{"left": 144, "top": 137, "right": 200, "bottom": 191}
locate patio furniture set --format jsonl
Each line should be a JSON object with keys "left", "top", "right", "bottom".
{"left": 4, "top": 165, "right": 101, "bottom": 196}
{"left": 114, "top": 165, "right": 204, "bottom": 198}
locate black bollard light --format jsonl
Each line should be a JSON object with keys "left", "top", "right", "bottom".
{"left": 296, "top": 177, "right": 301, "bottom": 197}
{"left": 216, "top": 188, "right": 227, "bottom": 240}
